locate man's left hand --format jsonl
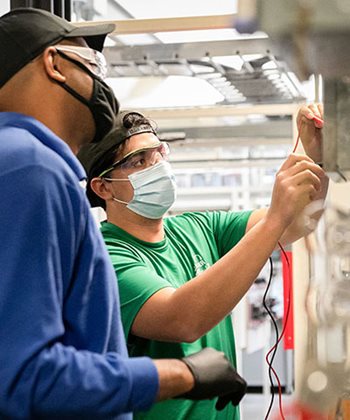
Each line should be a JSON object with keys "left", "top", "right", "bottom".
{"left": 296, "top": 103, "right": 324, "bottom": 163}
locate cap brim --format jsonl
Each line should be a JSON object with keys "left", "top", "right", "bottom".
{"left": 68, "top": 23, "right": 115, "bottom": 51}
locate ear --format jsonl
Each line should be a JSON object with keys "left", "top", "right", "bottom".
{"left": 42, "top": 46, "right": 66, "bottom": 83}
{"left": 90, "top": 177, "right": 114, "bottom": 202}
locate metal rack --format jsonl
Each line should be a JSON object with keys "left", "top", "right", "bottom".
{"left": 104, "top": 39, "right": 305, "bottom": 105}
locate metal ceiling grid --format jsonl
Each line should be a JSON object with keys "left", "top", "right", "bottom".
{"left": 104, "top": 39, "right": 305, "bottom": 105}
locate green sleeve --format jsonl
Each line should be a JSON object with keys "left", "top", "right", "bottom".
{"left": 181, "top": 210, "right": 253, "bottom": 257}
{"left": 210, "top": 210, "right": 253, "bottom": 256}
{"left": 107, "top": 245, "right": 171, "bottom": 339}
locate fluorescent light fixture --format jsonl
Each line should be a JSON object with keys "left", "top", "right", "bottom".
{"left": 242, "top": 54, "right": 264, "bottom": 61}
{"left": 156, "top": 29, "right": 267, "bottom": 44}
{"left": 116, "top": 0, "right": 238, "bottom": 19}
{"left": 198, "top": 72, "right": 224, "bottom": 79}
{"left": 211, "top": 55, "right": 244, "bottom": 71}
{"left": 267, "top": 73, "right": 280, "bottom": 80}
{"left": 262, "top": 60, "right": 278, "bottom": 70}
{"left": 190, "top": 64, "right": 216, "bottom": 74}
{"left": 114, "top": 34, "right": 159, "bottom": 46}
{"left": 280, "top": 73, "right": 300, "bottom": 97}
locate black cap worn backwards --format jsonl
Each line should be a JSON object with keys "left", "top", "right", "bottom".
{"left": 0, "top": 7, "right": 115, "bottom": 88}
{"left": 78, "top": 110, "right": 157, "bottom": 207}
{"left": 78, "top": 110, "right": 157, "bottom": 179}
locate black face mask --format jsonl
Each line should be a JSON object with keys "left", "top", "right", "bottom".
{"left": 56, "top": 50, "right": 119, "bottom": 143}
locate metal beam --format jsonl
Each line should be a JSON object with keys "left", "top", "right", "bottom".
{"left": 73, "top": 14, "right": 237, "bottom": 35}
{"left": 159, "top": 120, "right": 292, "bottom": 141}
{"left": 170, "top": 157, "right": 285, "bottom": 170}
{"left": 168, "top": 137, "right": 292, "bottom": 148}
{"left": 104, "top": 38, "right": 271, "bottom": 62}
{"left": 135, "top": 104, "right": 299, "bottom": 120}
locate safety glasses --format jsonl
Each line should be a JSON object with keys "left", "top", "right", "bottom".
{"left": 55, "top": 45, "right": 107, "bottom": 79}
{"left": 100, "top": 141, "right": 170, "bottom": 177}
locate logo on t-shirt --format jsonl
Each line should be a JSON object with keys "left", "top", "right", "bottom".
{"left": 193, "top": 254, "right": 210, "bottom": 275}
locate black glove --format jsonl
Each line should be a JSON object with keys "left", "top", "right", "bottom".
{"left": 177, "top": 347, "right": 247, "bottom": 411}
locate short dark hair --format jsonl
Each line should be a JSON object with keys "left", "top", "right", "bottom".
{"left": 78, "top": 111, "right": 157, "bottom": 209}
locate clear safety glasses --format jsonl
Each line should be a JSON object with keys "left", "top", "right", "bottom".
{"left": 55, "top": 45, "right": 108, "bottom": 79}
{"left": 100, "top": 141, "right": 170, "bottom": 178}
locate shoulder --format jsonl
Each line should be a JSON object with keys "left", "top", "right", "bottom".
{"left": 165, "top": 210, "right": 253, "bottom": 235}
{"left": 165, "top": 211, "right": 210, "bottom": 226}
{"left": 0, "top": 125, "right": 84, "bottom": 199}
{"left": 1, "top": 126, "right": 69, "bottom": 174}
{"left": 164, "top": 211, "right": 232, "bottom": 228}
{"left": 0, "top": 129, "right": 89, "bottom": 242}
{"left": 101, "top": 223, "right": 146, "bottom": 258}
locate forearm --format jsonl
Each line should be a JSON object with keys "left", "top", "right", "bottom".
{"left": 1, "top": 343, "right": 158, "bottom": 418}
{"left": 166, "top": 216, "right": 285, "bottom": 340}
{"left": 154, "top": 359, "right": 194, "bottom": 401}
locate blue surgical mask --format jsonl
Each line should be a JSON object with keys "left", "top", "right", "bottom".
{"left": 110, "top": 161, "right": 177, "bottom": 219}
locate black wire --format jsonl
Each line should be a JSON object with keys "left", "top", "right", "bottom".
{"left": 263, "top": 257, "right": 280, "bottom": 420}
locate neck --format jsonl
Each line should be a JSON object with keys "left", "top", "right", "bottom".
{"left": 20, "top": 98, "right": 89, "bottom": 154}
{"left": 107, "top": 210, "right": 165, "bottom": 242}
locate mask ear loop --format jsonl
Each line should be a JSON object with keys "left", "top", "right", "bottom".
{"left": 101, "top": 177, "right": 131, "bottom": 206}
{"left": 55, "top": 49, "right": 96, "bottom": 107}
{"left": 103, "top": 177, "right": 130, "bottom": 182}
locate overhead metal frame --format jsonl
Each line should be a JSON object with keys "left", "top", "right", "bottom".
{"left": 142, "top": 103, "right": 299, "bottom": 119}
{"left": 104, "top": 38, "right": 271, "bottom": 62}
{"left": 159, "top": 119, "right": 292, "bottom": 141}
{"left": 73, "top": 13, "right": 237, "bottom": 35}
{"left": 74, "top": 12, "right": 305, "bottom": 105}
{"left": 103, "top": 39, "right": 304, "bottom": 105}
{"left": 74, "top": 11, "right": 301, "bottom": 159}
{"left": 146, "top": 104, "right": 298, "bottom": 153}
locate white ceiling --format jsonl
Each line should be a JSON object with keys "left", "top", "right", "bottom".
{"left": 115, "top": 0, "right": 237, "bottom": 19}
{"left": 106, "top": 76, "right": 225, "bottom": 108}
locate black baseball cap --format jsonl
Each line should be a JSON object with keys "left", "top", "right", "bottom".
{"left": 0, "top": 7, "right": 115, "bottom": 88}
{"left": 78, "top": 110, "right": 157, "bottom": 179}
{"left": 78, "top": 110, "right": 157, "bottom": 207}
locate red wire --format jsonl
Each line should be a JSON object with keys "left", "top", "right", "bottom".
{"left": 266, "top": 114, "right": 324, "bottom": 418}
{"left": 264, "top": 117, "right": 302, "bottom": 419}
{"left": 265, "top": 358, "right": 284, "bottom": 419}
{"left": 264, "top": 243, "right": 290, "bottom": 420}
{"left": 263, "top": 119, "right": 303, "bottom": 420}
{"left": 292, "top": 121, "right": 303, "bottom": 153}
{"left": 265, "top": 243, "right": 291, "bottom": 419}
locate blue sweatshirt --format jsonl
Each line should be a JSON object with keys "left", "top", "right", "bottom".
{"left": 0, "top": 113, "right": 158, "bottom": 419}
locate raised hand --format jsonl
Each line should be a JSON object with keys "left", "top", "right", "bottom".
{"left": 267, "top": 153, "right": 325, "bottom": 228}
{"left": 296, "top": 103, "right": 324, "bottom": 162}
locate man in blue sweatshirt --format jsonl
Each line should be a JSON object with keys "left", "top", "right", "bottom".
{"left": 0, "top": 7, "right": 246, "bottom": 420}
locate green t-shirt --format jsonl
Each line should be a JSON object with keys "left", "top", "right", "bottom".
{"left": 101, "top": 210, "right": 252, "bottom": 420}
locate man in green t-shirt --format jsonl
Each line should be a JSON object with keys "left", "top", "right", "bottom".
{"left": 78, "top": 106, "right": 328, "bottom": 420}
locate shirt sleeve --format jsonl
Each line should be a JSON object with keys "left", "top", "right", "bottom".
{"left": 183, "top": 210, "right": 253, "bottom": 257}
{"left": 0, "top": 164, "right": 158, "bottom": 418}
{"left": 107, "top": 245, "right": 172, "bottom": 339}
{"left": 210, "top": 210, "right": 253, "bottom": 256}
